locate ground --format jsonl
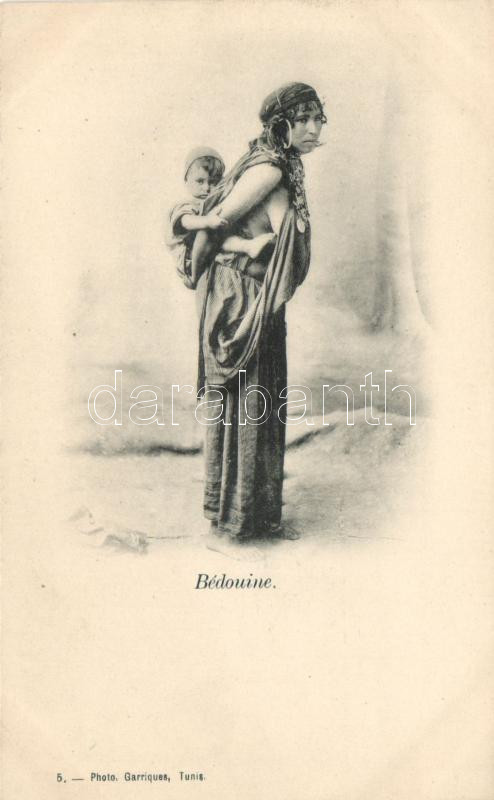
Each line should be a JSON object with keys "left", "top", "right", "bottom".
{"left": 66, "top": 320, "right": 431, "bottom": 562}
{"left": 67, "top": 408, "right": 428, "bottom": 563}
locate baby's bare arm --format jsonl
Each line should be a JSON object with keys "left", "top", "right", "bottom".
{"left": 181, "top": 212, "right": 227, "bottom": 232}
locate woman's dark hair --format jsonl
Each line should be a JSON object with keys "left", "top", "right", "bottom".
{"left": 261, "top": 99, "right": 327, "bottom": 154}
{"left": 252, "top": 82, "right": 327, "bottom": 155}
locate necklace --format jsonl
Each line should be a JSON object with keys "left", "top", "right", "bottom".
{"left": 286, "top": 153, "right": 310, "bottom": 233}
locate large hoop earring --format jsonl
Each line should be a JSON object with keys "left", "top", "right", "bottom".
{"left": 282, "top": 119, "right": 293, "bottom": 150}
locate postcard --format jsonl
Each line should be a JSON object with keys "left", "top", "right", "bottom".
{"left": 1, "top": 2, "right": 493, "bottom": 798}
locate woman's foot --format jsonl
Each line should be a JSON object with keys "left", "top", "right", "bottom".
{"left": 271, "top": 523, "right": 301, "bottom": 540}
{"left": 246, "top": 232, "right": 276, "bottom": 259}
{"left": 208, "top": 520, "right": 226, "bottom": 537}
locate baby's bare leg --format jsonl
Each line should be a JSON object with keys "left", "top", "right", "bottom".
{"left": 221, "top": 235, "right": 251, "bottom": 255}
{"left": 222, "top": 232, "right": 276, "bottom": 260}
{"left": 191, "top": 229, "right": 217, "bottom": 287}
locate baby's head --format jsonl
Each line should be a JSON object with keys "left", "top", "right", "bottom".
{"left": 184, "top": 147, "right": 225, "bottom": 200}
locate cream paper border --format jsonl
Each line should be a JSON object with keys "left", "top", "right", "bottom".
{"left": 1, "top": 2, "right": 493, "bottom": 799}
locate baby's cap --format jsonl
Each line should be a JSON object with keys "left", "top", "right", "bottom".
{"left": 184, "top": 146, "right": 225, "bottom": 180}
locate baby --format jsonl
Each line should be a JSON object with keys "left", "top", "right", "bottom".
{"left": 166, "top": 146, "right": 275, "bottom": 289}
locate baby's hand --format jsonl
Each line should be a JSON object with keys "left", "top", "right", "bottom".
{"left": 205, "top": 212, "right": 228, "bottom": 230}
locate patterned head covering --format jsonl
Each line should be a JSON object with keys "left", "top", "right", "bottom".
{"left": 184, "top": 146, "right": 225, "bottom": 180}
{"left": 259, "top": 82, "right": 321, "bottom": 124}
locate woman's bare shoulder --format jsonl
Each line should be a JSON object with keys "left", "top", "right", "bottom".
{"left": 238, "top": 161, "right": 283, "bottom": 191}
{"left": 218, "top": 161, "right": 284, "bottom": 223}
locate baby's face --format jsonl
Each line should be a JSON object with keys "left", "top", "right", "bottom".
{"left": 185, "top": 163, "right": 218, "bottom": 200}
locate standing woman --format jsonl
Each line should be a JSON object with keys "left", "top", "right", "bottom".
{"left": 191, "top": 82, "right": 326, "bottom": 546}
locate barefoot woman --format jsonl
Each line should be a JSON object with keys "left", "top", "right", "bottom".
{"left": 191, "top": 82, "right": 326, "bottom": 541}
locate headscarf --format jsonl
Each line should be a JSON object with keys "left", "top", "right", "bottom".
{"left": 184, "top": 146, "right": 225, "bottom": 180}
{"left": 259, "top": 82, "right": 321, "bottom": 124}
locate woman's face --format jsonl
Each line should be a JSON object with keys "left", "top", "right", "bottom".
{"left": 290, "top": 102, "right": 324, "bottom": 154}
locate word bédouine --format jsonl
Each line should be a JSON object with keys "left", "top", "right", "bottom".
{"left": 195, "top": 573, "right": 274, "bottom": 590}
{"left": 88, "top": 369, "right": 416, "bottom": 427}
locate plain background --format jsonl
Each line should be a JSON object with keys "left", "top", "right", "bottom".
{"left": 2, "top": 2, "right": 493, "bottom": 799}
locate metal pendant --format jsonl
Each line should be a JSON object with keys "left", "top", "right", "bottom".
{"left": 296, "top": 217, "right": 306, "bottom": 233}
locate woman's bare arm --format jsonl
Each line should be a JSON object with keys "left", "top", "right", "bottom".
{"left": 264, "top": 184, "right": 289, "bottom": 235}
{"left": 217, "top": 164, "right": 282, "bottom": 224}
{"left": 190, "top": 164, "right": 282, "bottom": 286}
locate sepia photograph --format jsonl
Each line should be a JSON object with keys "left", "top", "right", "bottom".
{"left": 2, "top": 2, "right": 493, "bottom": 798}
{"left": 66, "top": 9, "right": 431, "bottom": 560}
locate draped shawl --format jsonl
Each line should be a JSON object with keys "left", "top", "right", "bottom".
{"left": 197, "top": 143, "right": 311, "bottom": 389}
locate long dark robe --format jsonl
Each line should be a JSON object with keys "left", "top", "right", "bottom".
{"left": 196, "top": 144, "right": 311, "bottom": 538}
